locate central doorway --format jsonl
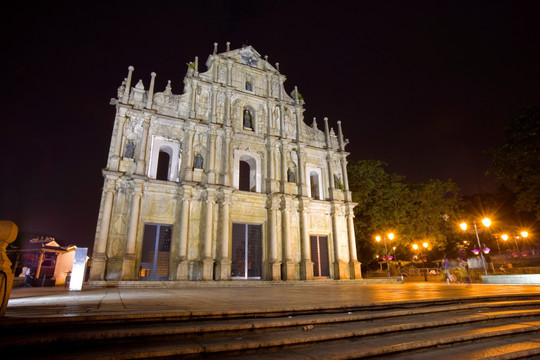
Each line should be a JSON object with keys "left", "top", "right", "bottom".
{"left": 139, "top": 224, "right": 171, "bottom": 280}
{"left": 310, "top": 235, "right": 330, "bottom": 278}
{"left": 231, "top": 223, "right": 262, "bottom": 279}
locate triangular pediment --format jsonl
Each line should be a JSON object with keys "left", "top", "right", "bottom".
{"left": 219, "top": 45, "right": 277, "bottom": 72}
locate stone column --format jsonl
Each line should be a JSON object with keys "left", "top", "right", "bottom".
{"left": 175, "top": 188, "right": 191, "bottom": 280}
{"left": 209, "top": 84, "right": 217, "bottom": 124}
{"left": 182, "top": 123, "right": 196, "bottom": 181}
{"left": 281, "top": 196, "right": 297, "bottom": 280}
{"left": 280, "top": 140, "right": 288, "bottom": 192}
{"left": 223, "top": 129, "right": 233, "bottom": 186}
{"left": 146, "top": 72, "right": 156, "bottom": 109}
{"left": 189, "top": 81, "right": 197, "bottom": 118}
{"left": 347, "top": 205, "right": 362, "bottom": 279}
{"left": 136, "top": 115, "right": 151, "bottom": 175}
{"left": 224, "top": 90, "right": 231, "bottom": 127}
{"left": 296, "top": 147, "right": 308, "bottom": 196}
{"left": 207, "top": 130, "right": 217, "bottom": 184}
{"left": 121, "top": 181, "right": 142, "bottom": 280}
{"left": 122, "top": 66, "right": 134, "bottom": 104}
{"left": 226, "top": 60, "right": 233, "bottom": 87}
{"left": 89, "top": 175, "right": 116, "bottom": 281}
{"left": 299, "top": 201, "right": 313, "bottom": 280}
{"left": 202, "top": 190, "right": 215, "bottom": 280}
{"left": 109, "top": 112, "right": 126, "bottom": 171}
{"left": 331, "top": 204, "right": 348, "bottom": 280}
{"left": 217, "top": 192, "right": 231, "bottom": 280}
{"left": 267, "top": 196, "right": 281, "bottom": 280}
{"left": 0, "top": 220, "right": 17, "bottom": 317}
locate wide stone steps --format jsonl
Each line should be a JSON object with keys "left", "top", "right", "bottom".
{"left": 2, "top": 297, "right": 540, "bottom": 359}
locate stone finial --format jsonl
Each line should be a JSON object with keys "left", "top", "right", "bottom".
{"left": 226, "top": 41, "right": 230, "bottom": 51}
{"left": 122, "top": 66, "right": 135, "bottom": 103}
{"left": 265, "top": 55, "right": 268, "bottom": 61}
{"left": 146, "top": 72, "right": 157, "bottom": 109}
{"left": 164, "top": 80, "right": 172, "bottom": 95}
{"left": 276, "top": 62, "right": 280, "bottom": 72}
{"left": 213, "top": 42, "right": 218, "bottom": 54}
{"left": 312, "top": 117, "right": 318, "bottom": 129}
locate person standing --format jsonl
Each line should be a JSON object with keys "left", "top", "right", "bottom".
{"left": 25, "top": 267, "right": 33, "bottom": 287}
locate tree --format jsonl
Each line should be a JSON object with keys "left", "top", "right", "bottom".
{"left": 489, "top": 106, "right": 540, "bottom": 221}
{"left": 348, "top": 160, "right": 461, "bottom": 265}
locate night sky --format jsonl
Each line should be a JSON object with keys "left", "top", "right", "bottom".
{"left": 2, "top": 1, "right": 539, "bottom": 252}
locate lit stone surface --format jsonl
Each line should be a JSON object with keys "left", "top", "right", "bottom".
{"left": 89, "top": 44, "right": 360, "bottom": 282}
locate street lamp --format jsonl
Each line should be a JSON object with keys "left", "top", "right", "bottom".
{"left": 375, "top": 233, "right": 395, "bottom": 277}
{"left": 460, "top": 218, "right": 490, "bottom": 276}
{"left": 412, "top": 242, "right": 429, "bottom": 281}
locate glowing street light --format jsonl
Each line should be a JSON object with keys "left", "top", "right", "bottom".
{"left": 375, "top": 233, "right": 395, "bottom": 277}
{"left": 460, "top": 218, "right": 491, "bottom": 276}
{"left": 413, "top": 242, "right": 429, "bottom": 281}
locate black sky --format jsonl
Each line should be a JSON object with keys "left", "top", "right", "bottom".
{"left": 2, "top": 1, "right": 539, "bottom": 252}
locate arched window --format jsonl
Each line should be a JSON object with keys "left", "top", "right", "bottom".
{"left": 239, "top": 160, "right": 251, "bottom": 191}
{"left": 233, "top": 151, "right": 261, "bottom": 192}
{"left": 148, "top": 138, "right": 181, "bottom": 181}
{"left": 310, "top": 171, "right": 320, "bottom": 199}
{"left": 156, "top": 149, "right": 171, "bottom": 181}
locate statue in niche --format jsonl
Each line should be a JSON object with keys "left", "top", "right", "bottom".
{"left": 245, "top": 81, "right": 253, "bottom": 92}
{"left": 124, "top": 140, "right": 135, "bottom": 158}
{"left": 243, "top": 108, "right": 252, "bottom": 129}
{"left": 287, "top": 168, "right": 296, "bottom": 183}
{"left": 117, "top": 78, "right": 126, "bottom": 99}
{"left": 194, "top": 153, "right": 204, "bottom": 169}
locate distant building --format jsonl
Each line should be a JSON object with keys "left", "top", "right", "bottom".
{"left": 12, "top": 237, "right": 77, "bottom": 286}
{"left": 89, "top": 44, "right": 360, "bottom": 282}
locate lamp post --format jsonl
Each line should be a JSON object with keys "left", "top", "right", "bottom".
{"left": 502, "top": 230, "right": 529, "bottom": 264}
{"left": 413, "top": 242, "right": 429, "bottom": 281}
{"left": 375, "top": 233, "right": 395, "bottom": 277}
{"left": 460, "top": 218, "right": 490, "bottom": 276}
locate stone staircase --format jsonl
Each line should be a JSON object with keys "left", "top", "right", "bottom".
{"left": 2, "top": 294, "right": 540, "bottom": 359}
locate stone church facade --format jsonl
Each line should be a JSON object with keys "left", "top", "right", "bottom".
{"left": 89, "top": 44, "right": 361, "bottom": 282}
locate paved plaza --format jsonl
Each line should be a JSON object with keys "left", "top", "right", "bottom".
{"left": 5, "top": 282, "right": 540, "bottom": 320}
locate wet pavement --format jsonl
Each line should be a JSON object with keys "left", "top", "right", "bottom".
{"left": 5, "top": 281, "right": 540, "bottom": 319}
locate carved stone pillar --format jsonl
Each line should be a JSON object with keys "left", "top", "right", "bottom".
{"left": 299, "top": 201, "right": 313, "bottom": 280}
{"left": 209, "top": 84, "right": 217, "bottom": 124}
{"left": 89, "top": 175, "right": 117, "bottom": 281}
{"left": 122, "top": 66, "right": 134, "bottom": 104}
{"left": 136, "top": 115, "right": 151, "bottom": 175}
{"left": 267, "top": 196, "right": 281, "bottom": 280}
{"left": 110, "top": 112, "right": 126, "bottom": 171}
{"left": 331, "top": 203, "right": 348, "bottom": 280}
{"left": 121, "top": 180, "right": 143, "bottom": 280}
{"left": 223, "top": 129, "right": 233, "bottom": 186}
{"left": 207, "top": 130, "right": 217, "bottom": 184}
{"left": 281, "top": 196, "right": 297, "bottom": 280}
{"left": 182, "top": 124, "right": 196, "bottom": 181}
{"left": 202, "top": 190, "right": 215, "bottom": 280}
{"left": 175, "top": 188, "right": 192, "bottom": 280}
{"left": 216, "top": 192, "right": 231, "bottom": 280}
{"left": 347, "top": 205, "right": 362, "bottom": 279}
{"left": 224, "top": 90, "right": 231, "bottom": 127}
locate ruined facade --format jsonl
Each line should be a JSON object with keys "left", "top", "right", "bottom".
{"left": 89, "top": 44, "right": 361, "bottom": 282}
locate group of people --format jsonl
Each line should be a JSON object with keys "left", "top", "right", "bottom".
{"left": 442, "top": 256, "right": 470, "bottom": 284}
